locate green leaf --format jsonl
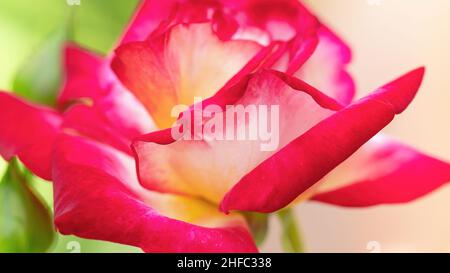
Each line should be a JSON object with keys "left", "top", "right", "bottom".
{"left": 12, "top": 13, "right": 72, "bottom": 106}
{"left": 71, "top": 0, "right": 140, "bottom": 53}
{"left": 243, "top": 212, "right": 269, "bottom": 246}
{"left": 277, "top": 208, "right": 305, "bottom": 253}
{"left": 0, "top": 159, "right": 55, "bottom": 253}
{"left": 52, "top": 235, "right": 142, "bottom": 253}
{"left": 0, "top": 0, "right": 67, "bottom": 89}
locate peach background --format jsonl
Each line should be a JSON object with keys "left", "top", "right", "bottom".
{"left": 262, "top": 0, "right": 450, "bottom": 252}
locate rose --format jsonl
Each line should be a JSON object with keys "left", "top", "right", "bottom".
{"left": 1, "top": 0, "right": 449, "bottom": 252}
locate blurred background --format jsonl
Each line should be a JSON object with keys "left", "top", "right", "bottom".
{"left": 0, "top": 0, "right": 449, "bottom": 252}
{"left": 263, "top": 0, "right": 450, "bottom": 252}
{"left": 0, "top": 0, "right": 142, "bottom": 253}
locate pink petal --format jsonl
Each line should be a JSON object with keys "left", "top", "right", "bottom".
{"left": 231, "top": 0, "right": 318, "bottom": 41}
{"left": 58, "top": 43, "right": 104, "bottom": 105}
{"left": 220, "top": 67, "right": 425, "bottom": 213}
{"left": 132, "top": 70, "right": 341, "bottom": 204}
{"left": 118, "top": 0, "right": 323, "bottom": 75}
{"left": 119, "top": 0, "right": 319, "bottom": 44}
{"left": 62, "top": 104, "right": 133, "bottom": 155}
{"left": 59, "top": 44, "right": 155, "bottom": 140}
{"left": 53, "top": 133, "right": 257, "bottom": 253}
{"left": 0, "top": 92, "right": 61, "bottom": 180}
{"left": 119, "top": 0, "right": 178, "bottom": 45}
{"left": 113, "top": 22, "right": 262, "bottom": 128}
{"left": 296, "top": 25, "right": 355, "bottom": 105}
{"left": 311, "top": 135, "right": 450, "bottom": 206}
{"left": 228, "top": 0, "right": 321, "bottom": 73}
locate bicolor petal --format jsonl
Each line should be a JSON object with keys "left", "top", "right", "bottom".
{"left": 113, "top": 22, "right": 262, "bottom": 128}
{"left": 120, "top": 0, "right": 319, "bottom": 45}
{"left": 296, "top": 26, "right": 355, "bottom": 105}
{"left": 220, "top": 67, "right": 425, "bottom": 213}
{"left": 59, "top": 44, "right": 155, "bottom": 140}
{"left": 311, "top": 135, "right": 450, "bottom": 206}
{"left": 53, "top": 133, "right": 257, "bottom": 253}
{"left": 132, "top": 70, "right": 341, "bottom": 204}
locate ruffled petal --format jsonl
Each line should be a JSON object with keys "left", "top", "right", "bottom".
{"left": 59, "top": 44, "right": 155, "bottom": 140}
{"left": 220, "top": 67, "right": 425, "bottom": 213}
{"left": 112, "top": 22, "right": 262, "bottom": 128}
{"left": 53, "top": 133, "right": 257, "bottom": 253}
{"left": 311, "top": 135, "right": 450, "bottom": 206}
{"left": 117, "top": 0, "right": 323, "bottom": 79}
{"left": 296, "top": 25, "right": 355, "bottom": 105}
{"left": 119, "top": 0, "right": 319, "bottom": 44}
{"left": 58, "top": 44, "right": 104, "bottom": 105}
{"left": 119, "top": 0, "right": 178, "bottom": 45}
{"left": 132, "top": 70, "right": 341, "bottom": 204}
{"left": 0, "top": 92, "right": 61, "bottom": 180}
{"left": 62, "top": 104, "right": 133, "bottom": 155}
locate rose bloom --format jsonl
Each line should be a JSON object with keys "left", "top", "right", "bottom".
{"left": 1, "top": 0, "right": 449, "bottom": 252}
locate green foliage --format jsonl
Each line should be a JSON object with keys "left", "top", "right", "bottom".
{"left": 8, "top": 0, "right": 140, "bottom": 105}
{"left": 243, "top": 212, "right": 269, "bottom": 246}
{"left": 277, "top": 208, "right": 305, "bottom": 253}
{"left": 0, "top": 0, "right": 139, "bottom": 90}
{"left": 71, "top": 0, "right": 140, "bottom": 53}
{"left": 13, "top": 18, "right": 71, "bottom": 105}
{"left": 52, "top": 236, "right": 142, "bottom": 253}
{"left": 0, "top": 159, "right": 54, "bottom": 252}
{"left": 0, "top": 0, "right": 142, "bottom": 252}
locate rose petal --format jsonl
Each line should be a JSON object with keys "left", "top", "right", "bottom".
{"left": 220, "top": 67, "right": 425, "bottom": 213}
{"left": 0, "top": 92, "right": 61, "bottom": 180}
{"left": 296, "top": 25, "right": 355, "bottom": 105}
{"left": 120, "top": 0, "right": 319, "bottom": 43}
{"left": 62, "top": 104, "right": 133, "bottom": 155}
{"left": 229, "top": 0, "right": 321, "bottom": 73}
{"left": 132, "top": 70, "right": 341, "bottom": 204}
{"left": 59, "top": 44, "right": 155, "bottom": 139}
{"left": 53, "top": 133, "right": 257, "bottom": 253}
{"left": 58, "top": 44, "right": 104, "bottom": 105}
{"left": 119, "top": 0, "right": 178, "bottom": 45}
{"left": 232, "top": 0, "right": 318, "bottom": 40}
{"left": 113, "top": 22, "right": 262, "bottom": 128}
{"left": 116, "top": 0, "right": 329, "bottom": 92}
{"left": 311, "top": 135, "right": 450, "bottom": 206}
